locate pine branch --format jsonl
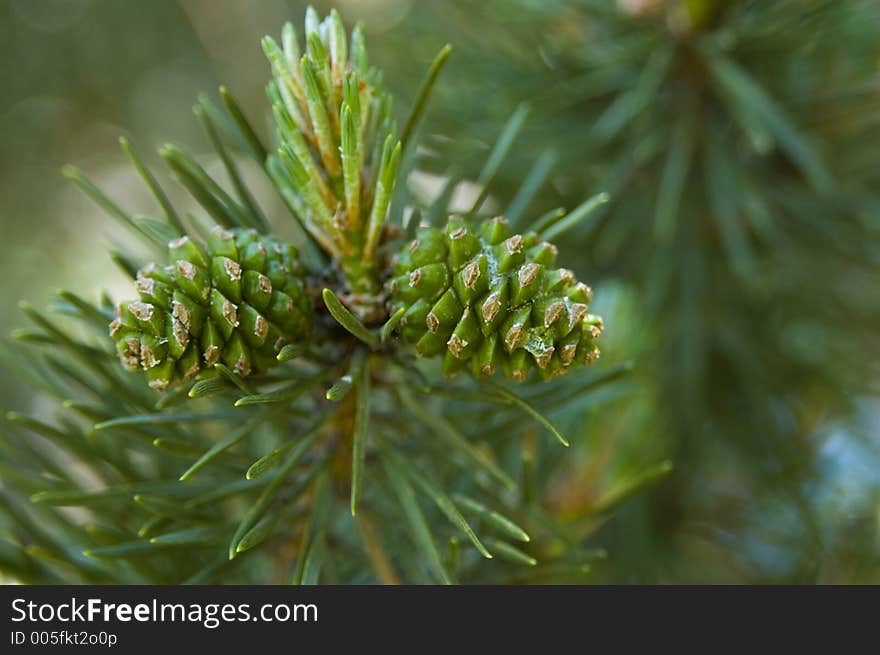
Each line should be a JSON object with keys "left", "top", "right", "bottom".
{"left": 0, "top": 7, "right": 625, "bottom": 586}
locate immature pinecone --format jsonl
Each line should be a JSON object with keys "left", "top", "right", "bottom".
{"left": 389, "top": 216, "right": 603, "bottom": 381}
{"left": 109, "top": 228, "right": 312, "bottom": 390}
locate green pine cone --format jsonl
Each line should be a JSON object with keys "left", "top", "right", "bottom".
{"left": 388, "top": 216, "right": 603, "bottom": 381}
{"left": 109, "top": 227, "right": 312, "bottom": 390}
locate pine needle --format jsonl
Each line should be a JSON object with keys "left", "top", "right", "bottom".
{"left": 400, "top": 43, "right": 453, "bottom": 150}
{"left": 321, "top": 288, "right": 379, "bottom": 348}
{"left": 350, "top": 355, "right": 371, "bottom": 515}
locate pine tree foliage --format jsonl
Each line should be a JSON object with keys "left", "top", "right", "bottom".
{"left": 0, "top": 8, "right": 657, "bottom": 584}
{"left": 376, "top": 0, "right": 880, "bottom": 580}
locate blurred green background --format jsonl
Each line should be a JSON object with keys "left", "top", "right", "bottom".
{"left": 1, "top": 0, "right": 878, "bottom": 582}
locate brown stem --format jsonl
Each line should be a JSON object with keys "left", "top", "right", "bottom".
{"left": 356, "top": 511, "right": 400, "bottom": 585}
